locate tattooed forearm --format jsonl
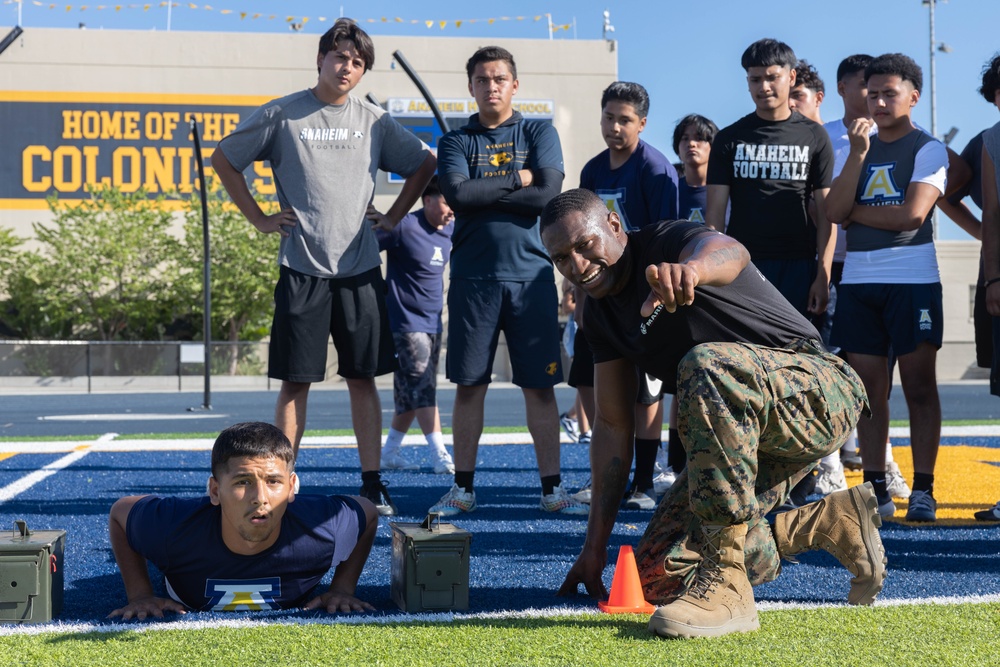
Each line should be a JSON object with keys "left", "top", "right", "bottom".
{"left": 596, "top": 457, "right": 628, "bottom": 523}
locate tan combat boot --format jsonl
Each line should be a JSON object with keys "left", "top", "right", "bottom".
{"left": 773, "top": 482, "right": 887, "bottom": 605}
{"left": 648, "top": 523, "right": 759, "bottom": 639}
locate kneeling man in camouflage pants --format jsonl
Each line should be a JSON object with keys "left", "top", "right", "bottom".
{"left": 541, "top": 189, "right": 886, "bottom": 639}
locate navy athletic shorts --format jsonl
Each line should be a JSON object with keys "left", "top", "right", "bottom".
{"left": 446, "top": 278, "right": 562, "bottom": 388}
{"left": 830, "top": 282, "right": 943, "bottom": 357}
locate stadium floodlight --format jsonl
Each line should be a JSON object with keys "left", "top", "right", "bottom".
{"left": 0, "top": 26, "right": 24, "bottom": 58}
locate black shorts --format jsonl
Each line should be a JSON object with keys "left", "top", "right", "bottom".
{"left": 446, "top": 278, "right": 562, "bottom": 388}
{"left": 754, "top": 257, "right": 817, "bottom": 316}
{"left": 567, "top": 327, "right": 594, "bottom": 388}
{"left": 830, "top": 282, "right": 943, "bottom": 357}
{"left": 268, "top": 266, "right": 397, "bottom": 383}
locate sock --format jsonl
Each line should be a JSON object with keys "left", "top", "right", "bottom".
{"left": 884, "top": 439, "right": 895, "bottom": 464}
{"left": 426, "top": 431, "right": 447, "bottom": 454}
{"left": 842, "top": 429, "right": 859, "bottom": 454}
{"left": 818, "top": 450, "right": 840, "bottom": 472}
{"left": 863, "top": 470, "right": 887, "bottom": 499}
{"left": 455, "top": 470, "right": 475, "bottom": 493}
{"left": 667, "top": 428, "right": 686, "bottom": 472}
{"left": 383, "top": 428, "right": 405, "bottom": 454}
{"left": 633, "top": 438, "right": 659, "bottom": 491}
{"left": 540, "top": 474, "right": 561, "bottom": 496}
{"left": 912, "top": 472, "right": 934, "bottom": 494}
{"left": 361, "top": 470, "right": 382, "bottom": 487}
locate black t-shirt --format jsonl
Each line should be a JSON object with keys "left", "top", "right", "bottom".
{"left": 708, "top": 111, "right": 834, "bottom": 260}
{"left": 583, "top": 221, "right": 821, "bottom": 393}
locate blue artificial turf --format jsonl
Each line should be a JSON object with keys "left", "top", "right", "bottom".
{"left": 0, "top": 440, "right": 997, "bottom": 626}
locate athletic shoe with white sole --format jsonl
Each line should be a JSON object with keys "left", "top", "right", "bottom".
{"left": 841, "top": 450, "right": 863, "bottom": 471}
{"left": 430, "top": 447, "right": 455, "bottom": 475}
{"left": 360, "top": 479, "right": 398, "bottom": 516}
{"left": 624, "top": 488, "right": 657, "bottom": 510}
{"left": 577, "top": 431, "right": 592, "bottom": 447}
{"left": 572, "top": 478, "right": 592, "bottom": 504}
{"left": 381, "top": 448, "right": 419, "bottom": 471}
{"left": 815, "top": 463, "right": 848, "bottom": 496}
{"left": 905, "top": 489, "right": 937, "bottom": 522}
{"left": 429, "top": 484, "right": 477, "bottom": 516}
{"left": 559, "top": 413, "right": 579, "bottom": 442}
{"left": 974, "top": 501, "right": 1000, "bottom": 521}
{"left": 875, "top": 490, "right": 896, "bottom": 519}
{"left": 540, "top": 485, "right": 590, "bottom": 515}
{"left": 886, "top": 461, "right": 911, "bottom": 499}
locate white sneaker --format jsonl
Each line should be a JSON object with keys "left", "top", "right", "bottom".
{"left": 653, "top": 466, "right": 676, "bottom": 495}
{"left": 559, "top": 413, "right": 579, "bottom": 442}
{"left": 430, "top": 448, "right": 455, "bottom": 475}
{"left": 429, "top": 484, "right": 476, "bottom": 516}
{"left": 572, "top": 478, "right": 592, "bottom": 504}
{"left": 540, "top": 485, "right": 590, "bottom": 515}
{"left": 886, "top": 461, "right": 911, "bottom": 499}
{"left": 815, "top": 462, "right": 848, "bottom": 496}
{"left": 841, "top": 450, "right": 863, "bottom": 471}
{"left": 624, "top": 488, "right": 657, "bottom": 510}
{"left": 382, "top": 448, "right": 419, "bottom": 470}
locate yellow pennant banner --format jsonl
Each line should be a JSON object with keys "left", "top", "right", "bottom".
{"left": 6, "top": 1, "right": 573, "bottom": 33}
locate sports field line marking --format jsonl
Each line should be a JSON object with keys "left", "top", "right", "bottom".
{"left": 3, "top": 425, "right": 1000, "bottom": 454}
{"left": 2, "top": 594, "right": 998, "bottom": 637}
{"left": 0, "top": 433, "right": 115, "bottom": 504}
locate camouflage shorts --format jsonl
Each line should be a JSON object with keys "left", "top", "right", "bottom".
{"left": 635, "top": 339, "right": 869, "bottom": 603}
{"left": 392, "top": 332, "right": 442, "bottom": 415}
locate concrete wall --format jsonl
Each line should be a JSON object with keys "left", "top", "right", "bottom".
{"left": 0, "top": 28, "right": 984, "bottom": 383}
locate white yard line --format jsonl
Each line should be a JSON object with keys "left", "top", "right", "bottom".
{"left": 0, "top": 433, "right": 115, "bottom": 503}
{"left": 1, "top": 594, "right": 998, "bottom": 637}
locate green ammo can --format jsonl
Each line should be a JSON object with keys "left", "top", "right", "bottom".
{"left": 0, "top": 520, "right": 66, "bottom": 623}
{"left": 390, "top": 512, "right": 471, "bottom": 613}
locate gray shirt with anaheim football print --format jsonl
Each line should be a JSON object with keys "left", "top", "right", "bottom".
{"left": 219, "top": 90, "right": 430, "bottom": 278}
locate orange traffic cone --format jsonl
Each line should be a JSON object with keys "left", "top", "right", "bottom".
{"left": 598, "top": 544, "right": 655, "bottom": 613}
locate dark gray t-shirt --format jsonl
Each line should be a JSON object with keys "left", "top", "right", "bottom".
{"left": 219, "top": 90, "right": 429, "bottom": 278}
{"left": 985, "top": 121, "right": 1000, "bottom": 199}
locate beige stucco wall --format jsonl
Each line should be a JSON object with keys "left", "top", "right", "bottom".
{"left": 0, "top": 28, "right": 984, "bottom": 382}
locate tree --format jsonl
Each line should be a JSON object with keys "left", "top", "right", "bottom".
{"left": 179, "top": 187, "right": 279, "bottom": 374}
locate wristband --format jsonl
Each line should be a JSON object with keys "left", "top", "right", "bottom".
{"left": 985, "top": 277, "right": 1000, "bottom": 288}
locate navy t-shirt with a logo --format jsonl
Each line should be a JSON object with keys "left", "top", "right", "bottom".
{"left": 375, "top": 209, "right": 453, "bottom": 334}
{"left": 583, "top": 221, "right": 819, "bottom": 393}
{"left": 579, "top": 140, "right": 679, "bottom": 231}
{"left": 126, "top": 494, "right": 365, "bottom": 611}
{"left": 437, "top": 112, "right": 564, "bottom": 281}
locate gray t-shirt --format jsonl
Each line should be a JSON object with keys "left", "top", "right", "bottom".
{"left": 219, "top": 90, "right": 429, "bottom": 278}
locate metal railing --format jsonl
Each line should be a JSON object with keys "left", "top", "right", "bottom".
{"left": 0, "top": 340, "right": 269, "bottom": 393}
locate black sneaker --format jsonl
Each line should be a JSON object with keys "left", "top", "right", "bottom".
{"left": 360, "top": 479, "right": 398, "bottom": 516}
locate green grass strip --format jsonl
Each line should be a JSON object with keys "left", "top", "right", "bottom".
{"left": 4, "top": 603, "right": 998, "bottom": 666}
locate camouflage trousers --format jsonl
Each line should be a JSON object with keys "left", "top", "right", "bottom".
{"left": 636, "top": 339, "right": 869, "bottom": 604}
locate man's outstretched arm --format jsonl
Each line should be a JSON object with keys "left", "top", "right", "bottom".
{"left": 108, "top": 496, "right": 187, "bottom": 620}
{"left": 557, "top": 358, "right": 637, "bottom": 599}
{"left": 640, "top": 230, "right": 750, "bottom": 317}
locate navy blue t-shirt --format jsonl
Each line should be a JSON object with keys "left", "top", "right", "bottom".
{"left": 126, "top": 494, "right": 365, "bottom": 611}
{"left": 376, "top": 209, "right": 453, "bottom": 334}
{"left": 678, "top": 174, "right": 708, "bottom": 224}
{"left": 579, "top": 140, "right": 679, "bottom": 230}
{"left": 438, "top": 112, "right": 564, "bottom": 281}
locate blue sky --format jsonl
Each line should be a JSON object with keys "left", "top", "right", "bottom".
{"left": 5, "top": 0, "right": 999, "bottom": 240}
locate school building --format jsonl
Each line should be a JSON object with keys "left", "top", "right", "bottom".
{"left": 0, "top": 27, "right": 984, "bottom": 383}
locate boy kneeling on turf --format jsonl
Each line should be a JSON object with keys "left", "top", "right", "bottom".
{"left": 108, "top": 422, "right": 378, "bottom": 619}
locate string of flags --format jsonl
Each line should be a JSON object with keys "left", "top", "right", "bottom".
{"left": 1, "top": 1, "right": 575, "bottom": 32}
